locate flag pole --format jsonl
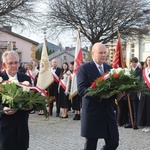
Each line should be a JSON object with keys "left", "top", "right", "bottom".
{"left": 43, "top": 31, "right": 51, "bottom": 116}
{"left": 127, "top": 94, "right": 134, "bottom": 128}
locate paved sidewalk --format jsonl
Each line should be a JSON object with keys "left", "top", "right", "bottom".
{"left": 28, "top": 111, "right": 150, "bottom": 150}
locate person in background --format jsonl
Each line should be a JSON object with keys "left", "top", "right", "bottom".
{"left": 32, "top": 59, "right": 40, "bottom": 70}
{"left": 58, "top": 62, "right": 70, "bottom": 118}
{"left": 124, "top": 57, "right": 142, "bottom": 129}
{"left": 77, "top": 42, "right": 125, "bottom": 150}
{"left": 0, "top": 50, "right": 32, "bottom": 150}
{"left": 48, "top": 59, "right": 61, "bottom": 117}
{"left": 33, "top": 73, "right": 45, "bottom": 115}
{"left": 26, "top": 62, "right": 39, "bottom": 86}
{"left": 19, "top": 61, "right": 27, "bottom": 74}
{"left": 138, "top": 61, "right": 144, "bottom": 70}
{"left": 137, "top": 56, "right": 150, "bottom": 133}
{"left": 26, "top": 62, "right": 39, "bottom": 114}
{"left": 69, "top": 61, "right": 81, "bottom": 120}
{"left": 116, "top": 95, "right": 129, "bottom": 127}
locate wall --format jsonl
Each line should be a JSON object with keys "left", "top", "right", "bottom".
{"left": 0, "top": 32, "right": 34, "bottom": 62}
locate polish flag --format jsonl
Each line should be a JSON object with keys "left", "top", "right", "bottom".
{"left": 69, "top": 29, "right": 83, "bottom": 99}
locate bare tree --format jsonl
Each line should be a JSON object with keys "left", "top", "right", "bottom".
{"left": 45, "top": 0, "right": 150, "bottom": 44}
{"left": 0, "top": 0, "right": 43, "bottom": 32}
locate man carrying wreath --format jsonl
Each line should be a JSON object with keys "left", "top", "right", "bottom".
{"left": 0, "top": 50, "right": 32, "bottom": 150}
{"left": 77, "top": 42, "right": 125, "bottom": 150}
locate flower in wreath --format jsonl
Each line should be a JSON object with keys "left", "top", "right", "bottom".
{"left": 85, "top": 67, "right": 148, "bottom": 99}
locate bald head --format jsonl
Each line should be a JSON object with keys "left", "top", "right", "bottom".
{"left": 91, "top": 42, "right": 107, "bottom": 53}
{"left": 91, "top": 42, "right": 107, "bottom": 65}
{"left": 52, "top": 59, "right": 57, "bottom": 68}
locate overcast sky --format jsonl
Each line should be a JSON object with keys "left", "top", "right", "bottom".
{"left": 13, "top": 27, "right": 91, "bottom": 49}
{"left": 11, "top": 0, "right": 91, "bottom": 49}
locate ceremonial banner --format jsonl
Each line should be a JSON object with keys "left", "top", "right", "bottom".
{"left": 69, "top": 29, "right": 83, "bottom": 99}
{"left": 36, "top": 39, "right": 54, "bottom": 89}
{"left": 112, "top": 32, "right": 125, "bottom": 68}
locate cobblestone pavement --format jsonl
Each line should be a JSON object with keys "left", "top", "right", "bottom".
{"left": 28, "top": 111, "right": 150, "bottom": 150}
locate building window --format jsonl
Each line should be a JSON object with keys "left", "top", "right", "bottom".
{"left": 144, "top": 43, "right": 150, "bottom": 51}
{"left": 17, "top": 52, "right": 22, "bottom": 61}
{"left": 131, "top": 43, "right": 134, "bottom": 48}
{"left": 130, "top": 43, "right": 135, "bottom": 57}
{"left": 64, "top": 55, "right": 66, "bottom": 60}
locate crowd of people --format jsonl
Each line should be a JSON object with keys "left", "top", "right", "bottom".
{"left": 19, "top": 57, "right": 82, "bottom": 120}
{"left": 0, "top": 44, "right": 150, "bottom": 150}
{"left": 116, "top": 56, "right": 150, "bottom": 133}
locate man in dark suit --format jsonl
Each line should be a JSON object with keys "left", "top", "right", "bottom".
{"left": 124, "top": 57, "right": 142, "bottom": 129}
{"left": 0, "top": 50, "right": 32, "bottom": 150}
{"left": 48, "top": 59, "right": 61, "bottom": 117}
{"left": 77, "top": 42, "right": 124, "bottom": 150}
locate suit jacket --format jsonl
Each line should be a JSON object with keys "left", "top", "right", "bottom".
{"left": 77, "top": 60, "right": 119, "bottom": 139}
{"left": 49, "top": 67, "right": 61, "bottom": 96}
{"left": 0, "top": 71, "right": 32, "bottom": 150}
{"left": 130, "top": 66, "right": 142, "bottom": 101}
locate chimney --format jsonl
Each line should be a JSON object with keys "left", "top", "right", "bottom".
{"left": 65, "top": 47, "right": 70, "bottom": 51}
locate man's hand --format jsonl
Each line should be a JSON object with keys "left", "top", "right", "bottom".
{"left": 3, "top": 107, "right": 17, "bottom": 115}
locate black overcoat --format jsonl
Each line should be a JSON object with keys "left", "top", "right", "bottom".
{"left": 0, "top": 71, "right": 31, "bottom": 150}
{"left": 77, "top": 60, "right": 119, "bottom": 139}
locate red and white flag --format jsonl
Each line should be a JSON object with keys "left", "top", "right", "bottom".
{"left": 69, "top": 29, "right": 83, "bottom": 99}
{"left": 112, "top": 32, "right": 125, "bottom": 68}
{"left": 36, "top": 39, "right": 54, "bottom": 89}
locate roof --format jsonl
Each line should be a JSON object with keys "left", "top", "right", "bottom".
{"left": 48, "top": 47, "right": 89, "bottom": 60}
{"left": 1, "top": 27, "right": 39, "bottom": 45}
{"left": 36, "top": 41, "right": 63, "bottom": 51}
{"left": 49, "top": 50, "right": 74, "bottom": 60}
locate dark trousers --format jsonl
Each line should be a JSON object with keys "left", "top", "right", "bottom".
{"left": 132, "top": 100, "right": 139, "bottom": 125}
{"left": 49, "top": 97, "right": 60, "bottom": 116}
{"left": 56, "top": 95, "right": 60, "bottom": 115}
{"left": 84, "top": 137, "right": 119, "bottom": 150}
{"left": 49, "top": 102, "right": 53, "bottom": 116}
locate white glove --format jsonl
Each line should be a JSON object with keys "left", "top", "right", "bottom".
{"left": 64, "top": 91, "right": 69, "bottom": 96}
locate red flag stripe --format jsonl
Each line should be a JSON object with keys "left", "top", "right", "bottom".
{"left": 143, "top": 69, "right": 150, "bottom": 88}
{"left": 74, "top": 48, "right": 82, "bottom": 73}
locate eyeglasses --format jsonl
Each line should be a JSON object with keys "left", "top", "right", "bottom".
{"left": 6, "top": 61, "right": 19, "bottom": 65}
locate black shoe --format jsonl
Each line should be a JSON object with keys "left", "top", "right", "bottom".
{"left": 76, "top": 114, "right": 80, "bottom": 120}
{"left": 73, "top": 114, "right": 77, "bottom": 120}
{"left": 73, "top": 114, "right": 80, "bottom": 120}
{"left": 60, "top": 115, "right": 68, "bottom": 118}
{"left": 133, "top": 125, "right": 138, "bottom": 130}
{"left": 62, "top": 115, "right": 68, "bottom": 118}
{"left": 124, "top": 124, "right": 132, "bottom": 128}
{"left": 38, "top": 113, "right": 45, "bottom": 115}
